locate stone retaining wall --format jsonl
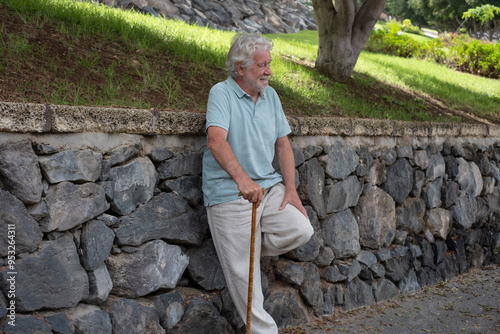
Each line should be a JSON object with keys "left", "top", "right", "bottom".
{"left": 0, "top": 102, "right": 499, "bottom": 333}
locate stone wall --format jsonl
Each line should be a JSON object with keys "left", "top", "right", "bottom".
{"left": 0, "top": 101, "right": 499, "bottom": 333}
{"left": 96, "top": 0, "right": 317, "bottom": 34}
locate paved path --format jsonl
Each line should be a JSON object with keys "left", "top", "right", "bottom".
{"left": 280, "top": 264, "right": 500, "bottom": 334}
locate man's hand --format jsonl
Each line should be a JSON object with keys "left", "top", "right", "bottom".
{"left": 279, "top": 188, "right": 308, "bottom": 218}
{"left": 238, "top": 181, "right": 264, "bottom": 208}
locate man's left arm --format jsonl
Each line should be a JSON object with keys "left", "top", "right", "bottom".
{"left": 275, "top": 136, "right": 308, "bottom": 217}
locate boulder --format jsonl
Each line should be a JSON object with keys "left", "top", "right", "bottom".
{"left": 0, "top": 140, "right": 43, "bottom": 204}
{"left": 102, "top": 297, "right": 165, "bottom": 334}
{"left": 64, "top": 303, "right": 112, "bottom": 334}
{"left": 41, "top": 182, "right": 109, "bottom": 232}
{"left": 0, "top": 235, "right": 89, "bottom": 311}
{"left": 115, "top": 192, "right": 205, "bottom": 246}
{"left": 356, "top": 187, "right": 396, "bottom": 249}
{"left": 0, "top": 189, "right": 43, "bottom": 257}
{"left": 39, "top": 149, "right": 102, "bottom": 183}
{"left": 186, "top": 239, "right": 226, "bottom": 291}
{"left": 103, "top": 157, "right": 157, "bottom": 215}
{"left": 106, "top": 240, "right": 188, "bottom": 298}
{"left": 321, "top": 209, "right": 360, "bottom": 259}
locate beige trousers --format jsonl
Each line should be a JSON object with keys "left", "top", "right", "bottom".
{"left": 207, "top": 183, "right": 314, "bottom": 334}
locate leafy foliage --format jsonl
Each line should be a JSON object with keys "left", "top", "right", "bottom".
{"left": 366, "top": 24, "right": 500, "bottom": 78}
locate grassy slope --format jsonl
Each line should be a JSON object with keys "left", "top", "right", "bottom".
{"left": 0, "top": 0, "right": 499, "bottom": 124}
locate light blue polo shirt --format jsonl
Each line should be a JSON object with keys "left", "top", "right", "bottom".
{"left": 202, "top": 77, "right": 291, "bottom": 206}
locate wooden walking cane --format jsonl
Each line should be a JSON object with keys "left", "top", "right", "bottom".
{"left": 241, "top": 188, "right": 264, "bottom": 334}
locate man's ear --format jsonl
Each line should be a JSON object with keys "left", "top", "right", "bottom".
{"left": 236, "top": 62, "right": 245, "bottom": 76}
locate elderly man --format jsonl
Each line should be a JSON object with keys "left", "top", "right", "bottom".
{"left": 202, "top": 33, "right": 313, "bottom": 333}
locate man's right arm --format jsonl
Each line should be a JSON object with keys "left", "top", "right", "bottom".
{"left": 207, "top": 126, "right": 263, "bottom": 206}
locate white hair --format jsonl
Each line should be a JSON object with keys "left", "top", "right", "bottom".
{"left": 225, "top": 33, "right": 273, "bottom": 78}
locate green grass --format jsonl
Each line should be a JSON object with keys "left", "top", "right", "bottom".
{"left": 1, "top": 0, "right": 499, "bottom": 124}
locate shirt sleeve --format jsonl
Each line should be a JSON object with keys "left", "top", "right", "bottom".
{"left": 206, "top": 84, "right": 231, "bottom": 132}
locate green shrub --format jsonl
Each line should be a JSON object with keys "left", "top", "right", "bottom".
{"left": 451, "top": 39, "right": 500, "bottom": 78}
{"left": 382, "top": 32, "right": 420, "bottom": 58}
{"left": 365, "top": 28, "right": 499, "bottom": 79}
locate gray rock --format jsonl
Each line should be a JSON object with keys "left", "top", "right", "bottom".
{"left": 391, "top": 245, "right": 409, "bottom": 258}
{"left": 444, "top": 154, "right": 460, "bottom": 179}
{"left": 321, "top": 266, "right": 347, "bottom": 283}
{"left": 433, "top": 239, "right": 448, "bottom": 265}
{"left": 436, "top": 254, "right": 460, "bottom": 281}
{"left": 0, "top": 235, "right": 89, "bottom": 311}
{"left": 106, "top": 240, "right": 188, "bottom": 298}
{"left": 44, "top": 313, "right": 72, "bottom": 334}
{"left": 422, "top": 177, "right": 443, "bottom": 209}
{"left": 456, "top": 158, "right": 480, "bottom": 196}
{"left": 395, "top": 197, "right": 426, "bottom": 234}
{"left": 417, "top": 236, "right": 436, "bottom": 270}
{"left": 0, "top": 292, "right": 6, "bottom": 318}
{"left": 39, "top": 149, "right": 102, "bottom": 183}
{"left": 0, "top": 189, "right": 43, "bottom": 257}
{"left": 376, "top": 248, "right": 393, "bottom": 261}
{"left": 104, "top": 142, "right": 141, "bottom": 166}
{"left": 321, "top": 142, "right": 359, "bottom": 180}
{"left": 299, "top": 263, "right": 323, "bottom": 310}
{"left": 151, "top": 290, "right": 185, "bottom": 330}
{"left": 170, "top": 298, "right": 234, "bottom": 334}
{"left": 426, "top": 154, "right": 446, "bottom": 181}
{"left": 411, "top": 169, "right": 425, "bottom": 197}
{"left": 369, "top": 262, "right": 386, "bottom": 278}
{"left": 104, "top": 157, "right": 157, "bottom": 215}
{"left": 80, "top": 220, "right": 115, "bottom": 270}
{"left": 382, "top": 158, "right": 414, "bottom": 204}
{"left": 373, "top": 278, "right": 399, "bottom": 303}
{"left": 149, "top": 146, "right": 174, "bottom": 162}
{"left": 397, "top": 145, "right": 413, "bottom": 159}
{"left": 453, "top": 194, "right": 478, "bottom": 230}
{"left": 86, "top": 263, "right": 113, "bottom": 305}
{"left": 159, "top": 175, "right": 203, "bottom": 205}
{"left": 416, "top": 267, "right": 439, "bottom": 286}
{"left": 186, "top": 239, "right": 226, "bottom": 291}
{"left": 157, "top": 151, "right": 202, "bottom": 179}
{"left": 276, "top": 258, "right": 305, "bottom": 287}
{"left": 2, "top": 315, "right": 52, "bottom": 334}
{"left": 325, "top": 175, "right": 363, "bottom": 213}
{"left": 318, "top": 283, "right": 336, "bottom": 317}
{"left": 0, "top": 140, "right": 43, "bottom": 204}
{"left": 41, "top": 181, "right": 109, "bottom": 232}
{"left": 65, "top": 303, "right": 112, "bottom": 334}
{"left": 383, "top": 252, "right": 411, "bottom": 282}
{"left": 338, "top": 260, "right": 362, "bottom": 282}
{"left": 102, "top": 297, "right": 165, "bottom": 334}
{"left": 298, "top": 158, "right": 326, "bottom": 218}
{"left": 313, "top": 246, "right": 335, "bottom": 267}
{"left": 414, "top": 149, "right": 429, "bottom": 169}
{"left": 398, "top": 269, "right": 421, "bottom": 293}
{"left": 264, "top": 285, "right": 310, "bottom": 328}
{"left": 356, "top": 250, "right": 377, "bottom": 267}
{"left": 286, "top": 232, "right": 321, "bottom": 262}
{"left": 115, "top": 192, "right": 205, "bottom": 246}
{"left": 366, "top": 161, "right": 386, "bottom": 185}
{"left": 322, "top": 209, "right": 360, "bottom": 259}
{"left": 32, "top": 142, "right": 58, "bottom": 155}
{"left": 343, "top": 277, "right": 375, "bottom": 311}
{"left": 442, "top": 181, "right": 460, "bottom": 208}
{"left": 355, "top": 146, "right": 373, "bottom": 176}
{"left": 426, "top": 208, "right": 453, "bottom": 240}
{"left": 356, "top": 187, "right": 396, "bottom": 249}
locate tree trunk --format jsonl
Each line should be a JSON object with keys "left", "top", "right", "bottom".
{"left": 312, "top": 0, "right": 386, "bottom": 83}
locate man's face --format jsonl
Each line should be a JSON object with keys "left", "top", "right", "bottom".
{"left": 238, "top": 50, "right": 272, "bottom": 96}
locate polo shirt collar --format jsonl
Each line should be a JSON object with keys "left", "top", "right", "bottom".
{"left": 226, "top": 76, "right": 266, "bottom": 100}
